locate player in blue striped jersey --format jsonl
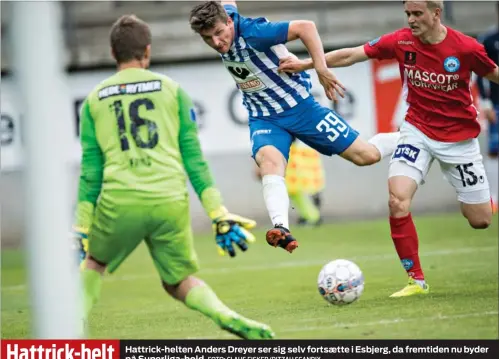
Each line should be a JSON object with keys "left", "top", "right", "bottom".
{"left": 189, "top": 1, "right": 400, "bottom": 253}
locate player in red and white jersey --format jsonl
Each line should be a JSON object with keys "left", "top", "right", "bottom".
{"left": 278, "top": 0, "right": 499, "bottom": 297}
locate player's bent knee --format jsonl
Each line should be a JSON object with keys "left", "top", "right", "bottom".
{"left": 162, "top": 280, "right": 181, "bottom": 298}
{"left": 350, "top": 151, "right": 379, "bottom": 166}
{"left": 359, "top": 149, "right": 381, "bottom": 166}
{"left": 459, "top": 191, "right": 493, "bottom": 229}
{"left": 467, "top": 216, "right": 491, "bottom": 229}
{"left": 464, "top": 209, "right": 492, "bottom": 229}
{"left": 255, "top": 146, "right": 287, "bottom": 176}
{"left": 388, "top": 193, "right": 411, "bottom": 217}
{"left": 461, "top": 202, "right": 492, "bottom": 229}
{"left": 387, "top": 175, "right": 418, "bottom": 217}
{"left": 341, "top": 139, "right": 380, "bottom": 166}
{"left": 86, "top": 255, "right": 107, "bottom": 273}
{"left": 162, "top": 281, "right": 175, "bottom": 293}
{"left": 162, "top": 275, "right": 204, "bottom": 301}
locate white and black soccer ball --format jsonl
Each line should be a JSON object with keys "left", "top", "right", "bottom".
{"left": 317, "top": 259, "right": 364, "bottom": 305}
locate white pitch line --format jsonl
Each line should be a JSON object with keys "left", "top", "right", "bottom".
{"left": 2, "top": 245, "right": 497, "bottom": 292}
{"left": 285, "top": 311, "right": 499, "bottom": 333}
{"left": 184, "top": 311, "right": 499, "bottom": 339}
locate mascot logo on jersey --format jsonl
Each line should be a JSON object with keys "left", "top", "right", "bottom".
{"left": 443, "top": 56, "right": 460, "bottom": 73}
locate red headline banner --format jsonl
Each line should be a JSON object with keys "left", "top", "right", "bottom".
{"left": 1, "top": 340, "right": 120, "bottom": 359}
{"left": 2, "top": 339, "right": 497, "bottom": 358}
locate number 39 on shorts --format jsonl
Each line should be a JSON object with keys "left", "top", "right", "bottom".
{"left": 316, "top": 112, "right": 348, "bottom": 143}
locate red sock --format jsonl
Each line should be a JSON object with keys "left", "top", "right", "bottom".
{"left": 389, "top": 213, "right": 424, "bottom": 280}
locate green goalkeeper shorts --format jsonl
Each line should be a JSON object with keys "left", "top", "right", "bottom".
{"left": 88, "top": 197, "right": 199, "bottom": 285}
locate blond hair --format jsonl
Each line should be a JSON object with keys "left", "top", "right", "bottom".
{"left": 403, "top": 0, "right": 444, "bottom": 11}
{"left": 426, "top": 0, "right": 444, "bottom": 10}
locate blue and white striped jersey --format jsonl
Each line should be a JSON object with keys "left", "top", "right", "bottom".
{"left": 221, "top": 4, "right": 312, "bottom": 118}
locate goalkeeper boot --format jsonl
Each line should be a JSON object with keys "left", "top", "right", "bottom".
{"left": 218, "top": 312, "right": 275, "bottom": 340}
{"left": 266, "top": 225, "right": 298, "bottom": 253}
{"left": 389, "top": 277, "right": 430, "bottom": 298}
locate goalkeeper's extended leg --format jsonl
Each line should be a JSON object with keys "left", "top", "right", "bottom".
{"left": 164, "top": 276, "right": 275, "bottom": 339}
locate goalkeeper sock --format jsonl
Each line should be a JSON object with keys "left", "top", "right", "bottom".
{"left": 368, "top": 132, "right": 400, "bottom": 159}
{"left": 262, "top": 174, "right": 290, "bottom": 229}
{"left": 82, "top": 269, "right": 102, "bottom": 320}
{"left": 184, "top": 285, "right": 234, "bottom": 325}
{"left": 289, "top": 192, "right": 320, "bottom": 223}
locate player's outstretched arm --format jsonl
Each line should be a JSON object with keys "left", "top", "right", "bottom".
{"left": 287, "top": 20, "right": 345, "bottom": 101}
{"left": 73, "top": 99, "right": 104, "bottom": 264}
{"left": 287, "top": 20, "right": 327, "bottom": 71}
{"left": 324, "top": 46, "right": 369, "bottom": 68}
{"left": 278, "top": 45, "right": 369, "bottom": 73}
{"left": 177, "top": 87, "right": 256, "bottom": 257}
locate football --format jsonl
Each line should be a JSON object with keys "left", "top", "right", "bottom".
{"left": 317, "top": 259, "right": 364, "bottom": 305}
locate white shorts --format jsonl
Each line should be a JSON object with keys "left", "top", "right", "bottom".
{"left": 388, "top": 122, "right": 490, "bottom": 204}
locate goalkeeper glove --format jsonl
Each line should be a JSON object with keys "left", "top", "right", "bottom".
{"left": 209, "top": 207, "right": 256, "bottom": 257}
{"left": 72, "top": 226, "right": 89, "bottom": 270}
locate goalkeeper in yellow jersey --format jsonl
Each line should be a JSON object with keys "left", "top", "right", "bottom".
{"left": 74, "top": 14, "right": 274, "bottom": 339}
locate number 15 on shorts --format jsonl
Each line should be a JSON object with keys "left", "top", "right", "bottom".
{"left": 316, "top": 112, "right": 349, "bottom": 143}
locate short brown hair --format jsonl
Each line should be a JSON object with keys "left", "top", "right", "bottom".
{"left": 189, "top": 1, "right": 229, "bottom": 33}
{"left": 110, "top": 15, "right": 151, "bottom": 63}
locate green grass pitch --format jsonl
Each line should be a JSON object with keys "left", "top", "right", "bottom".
{"left": 1, "top": 212, "right": 498, "bottom": 339}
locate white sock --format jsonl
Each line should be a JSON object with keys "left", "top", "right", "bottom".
{"left": 485, "top": 156, "right": 498, "bottom": 202}
{"left": 262, "top": 174, "right": 290, "bottom": 229}
{"left": 368, "top": 132, "right": 401, "bottom": 159}
{"left": 415, "top": 279, "right": 426, "bottom": 288}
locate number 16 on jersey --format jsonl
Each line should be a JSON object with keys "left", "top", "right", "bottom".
{"left": 112, "top": 98, "right": 159, "bottom": 151}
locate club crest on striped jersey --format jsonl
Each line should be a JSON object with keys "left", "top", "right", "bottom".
{"left": 224, "top": 61, "right": 268, "bottom": 93}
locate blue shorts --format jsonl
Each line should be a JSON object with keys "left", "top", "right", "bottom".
{"left": 488, "top": 105, "right": 499, "bottom": 155}
{"left": 249, "top": 97, "right": 359, "bottom": 160}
